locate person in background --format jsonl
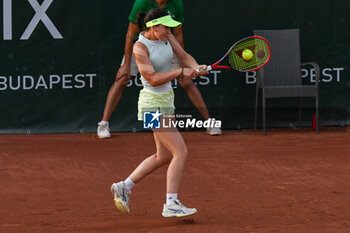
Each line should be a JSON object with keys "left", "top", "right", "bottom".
{"left": 97, "top": 0, "right": 222, "bottom": 138}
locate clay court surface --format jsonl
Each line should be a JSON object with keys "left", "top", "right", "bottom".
{"left": 0, "top": 127, "right": 349, "bottom": 233}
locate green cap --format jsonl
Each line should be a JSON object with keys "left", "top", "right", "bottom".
{"left": 146, "top": 15, "right": 182, "bottom": 28}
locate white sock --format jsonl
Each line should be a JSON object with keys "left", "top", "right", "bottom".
{"left": 124, "top": 177, "right": 135, "bottom": 192}
{"left": 166, "top": 193, "right": 178, "bottom": 206}
{"left": 101, "top": 121, "right": 109, "bottom": 125}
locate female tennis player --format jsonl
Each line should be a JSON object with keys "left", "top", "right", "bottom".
{"left": 110, "top": 8, "right": 208, "bottom": 217}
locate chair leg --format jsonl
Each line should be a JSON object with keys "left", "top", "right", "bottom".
{"left": 262, "top": 92, "right": 266, "bottom": 135}
{"left": 254, "top": 87, "right": 259, "bottom": 130}
{"left": 298, "top": 97, "right": 302, "bottom": 129}
{"left": 316, "top": 95, "right": 319, "bottom": 134}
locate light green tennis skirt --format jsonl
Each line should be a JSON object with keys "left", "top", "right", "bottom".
{"left": 137, "top": 89, "right": 175, "bottom": 121}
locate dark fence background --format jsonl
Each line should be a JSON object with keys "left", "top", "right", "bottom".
{"left": 0, "top": 0, "right": 348, "bottom": 133}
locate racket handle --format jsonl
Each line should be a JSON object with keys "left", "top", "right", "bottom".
{"left": 196, "top": 65, "right": 212, "bottom": 72}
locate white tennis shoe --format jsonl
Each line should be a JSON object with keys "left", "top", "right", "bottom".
{"left": 110, "top": 182, "right": 130, "bottom": 214}
{"left": 97, "top": 121, "right": 111, "bottom": 139}
{"left": 162, "top": 200, "right": 197, "bottom": 218}
{"left": 207, "top": 126, "right": 222, "bottom": 136}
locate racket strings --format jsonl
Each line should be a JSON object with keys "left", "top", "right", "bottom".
{"left": 228, "top": 38, "right": 270, "bottom": 71}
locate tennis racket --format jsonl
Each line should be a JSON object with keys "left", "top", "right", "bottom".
{"left": 206, "top": 36, "right": 271, "bottom": 72}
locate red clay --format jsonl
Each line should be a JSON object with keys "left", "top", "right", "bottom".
{"left": 1, "top": 127, "right": 349, "bottom": 232}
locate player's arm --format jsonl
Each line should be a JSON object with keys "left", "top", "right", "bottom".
{"left": 116, "top": 22, "right": 139, "bottom": 80}
{"left": 168, "top": 33, "right": 207, "bottom": 75}
{"left": 133, "top": 42, "right": 197, "bottom": 86}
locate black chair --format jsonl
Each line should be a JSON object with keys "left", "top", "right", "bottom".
{"left": 253, "top": 29, "right": 319, "bottom": 134}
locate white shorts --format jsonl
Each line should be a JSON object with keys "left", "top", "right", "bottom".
{"left": 137, "top": 89, "right": 175, "bottom": 121}
{"left": 121, "top": 54, "right": 180, "bottom": 77}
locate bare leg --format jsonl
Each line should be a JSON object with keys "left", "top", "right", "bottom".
{"left": 129, "top": 127, "right": 187, "bottom": 193}
{"left": 101, "top": 76, "right": 130, "bottom": 122}
{"left": 128, "top": 133, "right": 172, "bottom": 183}
{"left": 178, "top": 78, "right": 210, "bottom": 120}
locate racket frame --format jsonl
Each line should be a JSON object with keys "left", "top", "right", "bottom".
{"left": 209, "top": 36, "right": 271, "bottom": 72}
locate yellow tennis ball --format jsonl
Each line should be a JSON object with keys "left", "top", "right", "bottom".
{"left": 242, "top": 49, "right": 253, "bottom": 61}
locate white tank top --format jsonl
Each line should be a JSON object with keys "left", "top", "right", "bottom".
{"left": 137, "top": 33, "right": 173, "bottom": 93}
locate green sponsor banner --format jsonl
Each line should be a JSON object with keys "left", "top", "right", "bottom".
{"left": 0, "top": 0, "right": 348, "bottom": 134}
